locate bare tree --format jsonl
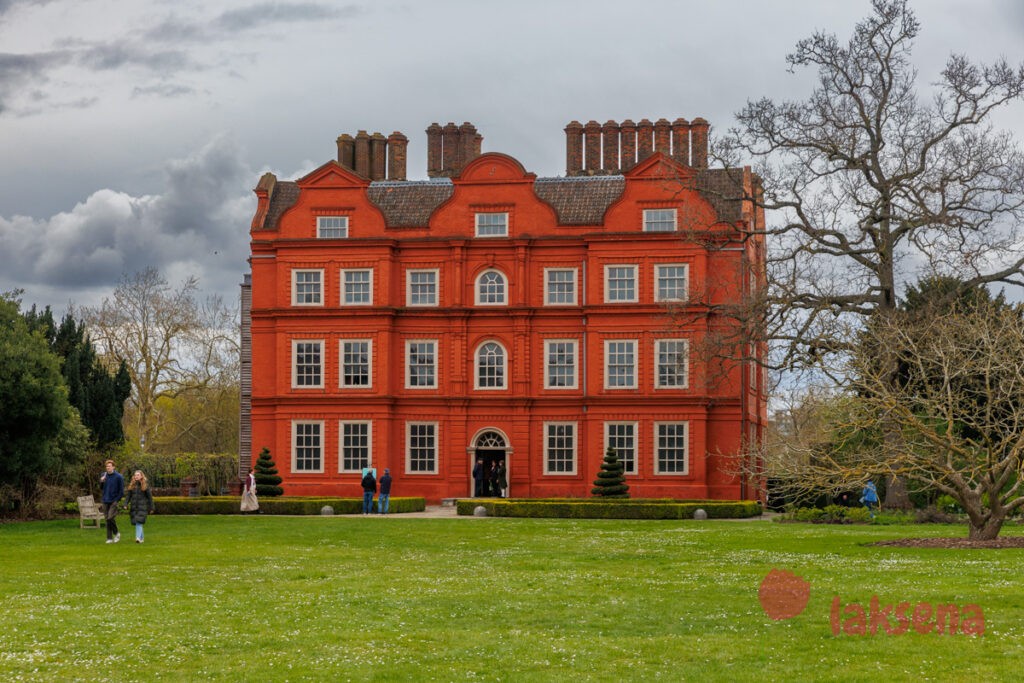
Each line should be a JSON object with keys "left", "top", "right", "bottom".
{"left": 83, "top": 268, "right": 239, "bottom": 450}
{"left": 716, "top": 0, "right": 1024, "bottom": 507}
{"left": 768, "top": 302, "right": 1024, "bottom": 540}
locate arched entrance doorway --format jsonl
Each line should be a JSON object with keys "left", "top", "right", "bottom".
{"left": 471, "top": 429, "right": 508, "bottom": 497}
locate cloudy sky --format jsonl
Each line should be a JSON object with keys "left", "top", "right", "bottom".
{"left": 1, "top": 0, "right": 1022, "bottom": 314}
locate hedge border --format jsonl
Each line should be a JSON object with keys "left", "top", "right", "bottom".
{"left": 152, "top": 496, "right": 425, "bottom": 515}
{"left": 455, "top": 498, "right": 762, "bottom": 519}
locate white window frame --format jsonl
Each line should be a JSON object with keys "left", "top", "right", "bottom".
{"left": 544, "top": 268, "right": 578, "bottom": 306}
{"left": 406, "top": 421, "right": 439, "bottom": 474}
{"left": 543, "top": 339, "right": 578, "bottom": 389}
{"left": 339, "top": 420, "right": 372, "bottom": 473}
{"left": 339, "top": 339, "right": 372, "bottom": 389}
{"left": 340, "top": 268, "right": 373, "bottom": 306}
{"left": 643, "top": 208, "right": 677, "bottom": 232}
{"left": 317, "top": 216, "right": 349, "bottom": 239}
{"left": 655, "top": 263, "right": 689, "bottom": 303}
{"left": 292, "top": 420, "right": 324, "bottom": 473}
{"left": 655, "top": 339, "right": 689, "bottom": 389}
{"left": 604, "top": 339, "right": 637, "bottom": 389}
{"left": 654, "top": 421, "right": 689, "bottom": 475}
{"left": 475, "top": 269, "right": 508, "bottom": 306}
{"left": 291, "top": 339, "right": 324, "bottom": 389}
{"left": 291, "top": 269, "right": 323, "bottom": 307}
{"left": 475, "top": 212, "right": 509, "bottom": 237}
{"left": 405, "top": 339, "right": 438, "bottom": 389}
{"left": 407, "top": 268, "right": 439, "bottom": 307}
{"left": 604, "top": 265, "right": 638, "bottom": 303}
{"left": 543, "top": 421, "right": 577, "bottom": 475}
{"left": 605, "top": 421, "right": 638, "bottom": 475}
{"left": 474, "top": 341, "right": 507, "bottom": 390}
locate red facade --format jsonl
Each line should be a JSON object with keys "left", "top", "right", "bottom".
{"left": 243, "top": 119, "right": 766, "bottom": 502}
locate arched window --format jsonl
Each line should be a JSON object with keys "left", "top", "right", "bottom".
{"left": 475, "top": 341, "right": 507, "bottom": 389}
{"left": 475, "top": 431, "right": 507, "bottom": 448}
{"left": 475, "top": 269, "right": 507, "bottom": 305}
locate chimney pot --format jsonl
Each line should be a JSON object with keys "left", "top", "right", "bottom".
{"left": 584, "top": 120, "right": 602, "bottom": 173}
{"left": 565, "top": 120, "right": 584, "bottom": 176}
{"left": 354, "top": 130, "right": 371, "bottom": 178}
{"left": 387, "top": 131, "right": 408, "bottom": 181}
{"left": 620, "top": 119, "right": 637, "bottom": 171}
{"left": 426, "top": 123, "right": 442, "bottom": 177}
{"left": 602, "top": 120, "right": 620, "bottom": 173}
{"left": 671, "top": 118, "right": 690, "bottom": 165}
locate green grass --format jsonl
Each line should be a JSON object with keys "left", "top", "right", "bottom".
{"left": 2, "top": 516, "right": 1024, "bottom": 681}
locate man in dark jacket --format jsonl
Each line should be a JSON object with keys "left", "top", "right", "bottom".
{"left": 361, "top": 468, "right": 376, "bottom": 515}
{"left": 100, "top": 459, "right": 124, "bottom": 543}
{"left": 472, "top": 458, "right": 484, "bottom": 497}
{"left": 378, "top": 468, "right": 392, "bottom": 515}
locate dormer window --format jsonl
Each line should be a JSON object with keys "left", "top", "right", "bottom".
{"left": 643, "top": 209, "right": 676, "bottom": 232}
{"left": 475, "top": 212, "right": 508, "bottom": 237}
{"left": 317, "top": 216, "right": 348, "bottom": 238}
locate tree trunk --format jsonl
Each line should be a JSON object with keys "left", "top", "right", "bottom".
{"left": 968, "top": 514, "right": 1005, "bottom": 541}
{"left": 883, "top": 475, "right": 912, "bottom": 511}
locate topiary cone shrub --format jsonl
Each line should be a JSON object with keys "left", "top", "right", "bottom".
{"left": 591, "top": 447, "right": 630, "bottom": 498}
{"left": 254, "top": 447, "right": 284, "bottom": 497}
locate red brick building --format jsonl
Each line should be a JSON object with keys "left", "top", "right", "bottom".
{"left": 241, "top": 118, "right": 766, "bottom": 502}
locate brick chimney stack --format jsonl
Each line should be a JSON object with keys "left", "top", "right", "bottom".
{"left": 337, "top": 134, "right": 355, "bottom": 170}
{"left": 354, "top": 130, "right": 371, "bottom": 178}
{"left": 563, "top": 116, "right": 710, "bottom": 175}
{"left": 620, "top": 119, "right": 637, "bottom": 172}
{"left": 565, "top": 121, "right": 583, "bottom": 175}
{"left": 602, "top": 120, "right": 620, "bottom": 173}
{"left": 426, "top": 121, "right": 485, "bottom": 177}
{"left": 369, "top": 133, "right": 387, "bottom": 180}
{"left": 671, "top": 118, "right": 690, "bottom": 166}
{"left": 690, "top": 117, "right": 709, "bottom": 168}
{"left": 387, "top": 131, "right": 408, "bottom": 180}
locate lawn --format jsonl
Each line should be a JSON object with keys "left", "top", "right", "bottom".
{"left": 2, "top": 516, "right": 1023, "bottom": 682}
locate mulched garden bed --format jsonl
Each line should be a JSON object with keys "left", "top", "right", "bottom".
{"left": 871, "top": 537, "right": 1024, "bottom": 549}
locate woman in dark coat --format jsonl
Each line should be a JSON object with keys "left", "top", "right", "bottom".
{"left": 496, "top": 461, "right": 508, "bottom": 498}
{"left": 125, "top": 470, "right": 155, "bottom": 543}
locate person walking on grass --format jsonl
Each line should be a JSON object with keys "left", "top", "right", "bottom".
{"left": 861, "top": 480, "right": 879, "bottom": 519}
{"left": 241, "top": 467, "right": 259, "bottom": 513}
{"left": 100, "top": 459, "right": 124, "bottom": 544}
{"left": 378, "top": 468, "right": 392, "bottom": 515}
{"left": 361, "top": 467, "right": 377, "bottom": 515}
{"left": 125, "top": 470, "right": 155, "bottom": 543}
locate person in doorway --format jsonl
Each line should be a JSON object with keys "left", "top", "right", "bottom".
{"left": 860, "top": 480, "right": 879, "bottom": 518}
{"left": 241, "top": 467, "right": 259, "bottom": 513}
{"left": 125, "top": 470, "right": 155, "bottom": 543}
{"left": 472, "top": 458, "right": 484, "bottom": 497}
{"left": 496, "top": 460, "right": 507, "bottom": 498}
{"left": 489, "top": 461, "right": 499, "bottom": 497}
{"left": 100, "top": 460, "right": 124, "bottom": 544}
{"left": 378, "top": 468, "right": 392, "bottom": 515}
{"left": 361, "top": 467, "right": 377, "bottom": 515}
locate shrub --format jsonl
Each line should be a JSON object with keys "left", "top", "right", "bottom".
{"left": 914, "top": 505, "right": 958, "bottom": 524}
{"left": 935, "top": 494, "right": 963, "bottom": 514}
{"left": 792, "top": 507, "right": 826, "bottom": 523}
{"left": 254, "top": 448, "right": 283, "bottom": 497}
{"left": 153, "top": 496, "right": 426, "bottom": 515}
{"left": 456, "top": 499, "right": 762, "bottom": 520}
{"left": 843, "top": 506, "right": 872, "bottom": 523}
{"left": 591, "top": 447, "right": 629, "bottom": 498}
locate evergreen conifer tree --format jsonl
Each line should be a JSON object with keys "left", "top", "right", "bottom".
{"left": 591, "top": 447, "right": 629, "bottom": 498}
{"left": 254, "top": 447, "right": 284, "bottom": 497}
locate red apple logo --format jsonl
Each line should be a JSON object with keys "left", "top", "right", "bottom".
{"left": 759, "top": 569, "right": 811, "bottom": 620}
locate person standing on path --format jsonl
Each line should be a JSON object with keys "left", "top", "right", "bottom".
{"left": 378, "top": 468, "right": 392, "bottom": 515}
{"left": 100, "top": 460, "right": 124, "bottom": 544}
{"left": 241, "top": 467, "right": 259, "bottom": 513}
{"left": 125, "top": 470, "right": 155, "bottom": 543}
{"left": 361, "top": 468, "right": 377, "bottom": 515}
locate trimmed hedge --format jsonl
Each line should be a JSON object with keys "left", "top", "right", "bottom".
{"left": 153, "top": 496, "right": 425, "bottom": 515}
{"left": 456, "top": 498, "right": 762, "bottom": 519}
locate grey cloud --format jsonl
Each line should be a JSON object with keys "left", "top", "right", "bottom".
{"left": 76, "top": 43, "right": 193, "bottom": 73}
{"left": 214, "top": 2, "right": 362, "bottom": 32}
{"left": 131, "top": 83, "right": 197, "bottom": 98}
{"left": 0, "top": 137, "right": 256, "bottom": 309}
{"left": 0, "top": 50, "right": 71, "bottom": 110}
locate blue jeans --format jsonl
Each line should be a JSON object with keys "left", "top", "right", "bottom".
{"left": 135, "top": 523, "right": 145, "bottom": 541}
{"left": 362, "top": 491, "right": 374, "bottom": 514}
{"left": 378, "top": 494, "right": 390, "bottom": 514}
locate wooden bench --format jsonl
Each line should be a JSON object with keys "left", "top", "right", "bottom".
{"left": 77, "top": 495, "right": 104, "bottom": 529}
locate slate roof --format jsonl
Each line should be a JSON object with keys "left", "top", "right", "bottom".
{"left": 367, "top": 179, "right": 454, "bottom": 228}
{"left": 694, "top": 168, "right": 746, "bottom": 225}
{"left": 260, "top": 181, "right": 300, "bottom": 230}
{"left": 533, "top": 175, "right": 625, "bottom": 225}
